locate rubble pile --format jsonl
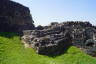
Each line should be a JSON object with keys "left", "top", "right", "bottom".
{"left": 22, "top": 21, "right": 96, "bottom": 56}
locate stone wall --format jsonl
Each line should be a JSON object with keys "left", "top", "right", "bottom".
{"left": 1, "top": 0, "right": 96, "bottom": 57}
{"left": 0, "top": 0, "right": 35, "bottom": 32}
{"left": 22, "top": 21, "right": 96, "bottom": 56}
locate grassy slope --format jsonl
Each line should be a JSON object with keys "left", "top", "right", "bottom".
{"left": 0, "top": 32, "right": 96, "bottom": 64}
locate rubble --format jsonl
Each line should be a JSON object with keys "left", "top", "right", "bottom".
{"left": 22, "top": 21, "right": 96, "bottom": 56}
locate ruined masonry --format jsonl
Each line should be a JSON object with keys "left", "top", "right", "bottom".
{"left": 0, "top": 0, "right": 35, "bottom": 32}
{"left": 0, "top": 0, "right": 96, "bottom": 57}
{"left": 22, "top": 22, "right": 96, "bottom": 56}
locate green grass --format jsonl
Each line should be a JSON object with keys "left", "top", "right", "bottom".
{"left": 0, "top": 32, "right": 96, "bottom": 64}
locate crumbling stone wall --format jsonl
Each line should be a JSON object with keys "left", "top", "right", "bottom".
{"left": 22, "top": 21, "right": 96, "bottom": 56}
{"left": 0, "top": 0, "right": 35, "bottom": 32}
{"left": 1, "top": 0, "right": 96, "bottom": 57}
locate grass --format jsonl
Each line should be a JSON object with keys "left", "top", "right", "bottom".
{"left": 0, "top": 32, "right": 96, "bottom": 64}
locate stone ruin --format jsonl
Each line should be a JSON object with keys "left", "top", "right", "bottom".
{"left": 0, "top": 0, "right": 96, "bottom": 57}
{"left": 22, "top": 21, "right": 96, "bottom": 56}
{"left": 0, "top": 0, "right": 35, "bottom": 33}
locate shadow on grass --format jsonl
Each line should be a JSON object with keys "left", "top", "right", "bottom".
{"left": 0, "top": 32, "right": 19, "bottom": 38}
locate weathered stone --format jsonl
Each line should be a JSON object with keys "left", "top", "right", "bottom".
{"left": 0, "top": 0, "right": 35, "bottom": 32}
{"left": 22, "top": 21, "right": 96, "bottom": 56}
{"left": 36, "top": 25, "right": 44, "bottom": 30}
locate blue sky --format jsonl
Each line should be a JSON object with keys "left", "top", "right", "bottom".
{"left": 12, "top": 0, "right": 96, "bottom": 26}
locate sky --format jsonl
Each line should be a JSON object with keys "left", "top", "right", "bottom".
{"left": 12, "top": 0, "right": 96, "bottom": 26}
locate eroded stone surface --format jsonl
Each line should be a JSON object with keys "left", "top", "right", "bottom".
{"left": 22, "top": 21, "right": 96, "bottom": 56}
{"left": 0, "top": 0, "right": 35, "bottom": 32}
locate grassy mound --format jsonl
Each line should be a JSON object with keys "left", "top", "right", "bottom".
{"left": 0, "top": 32, "right": 96, "bottom": 64}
